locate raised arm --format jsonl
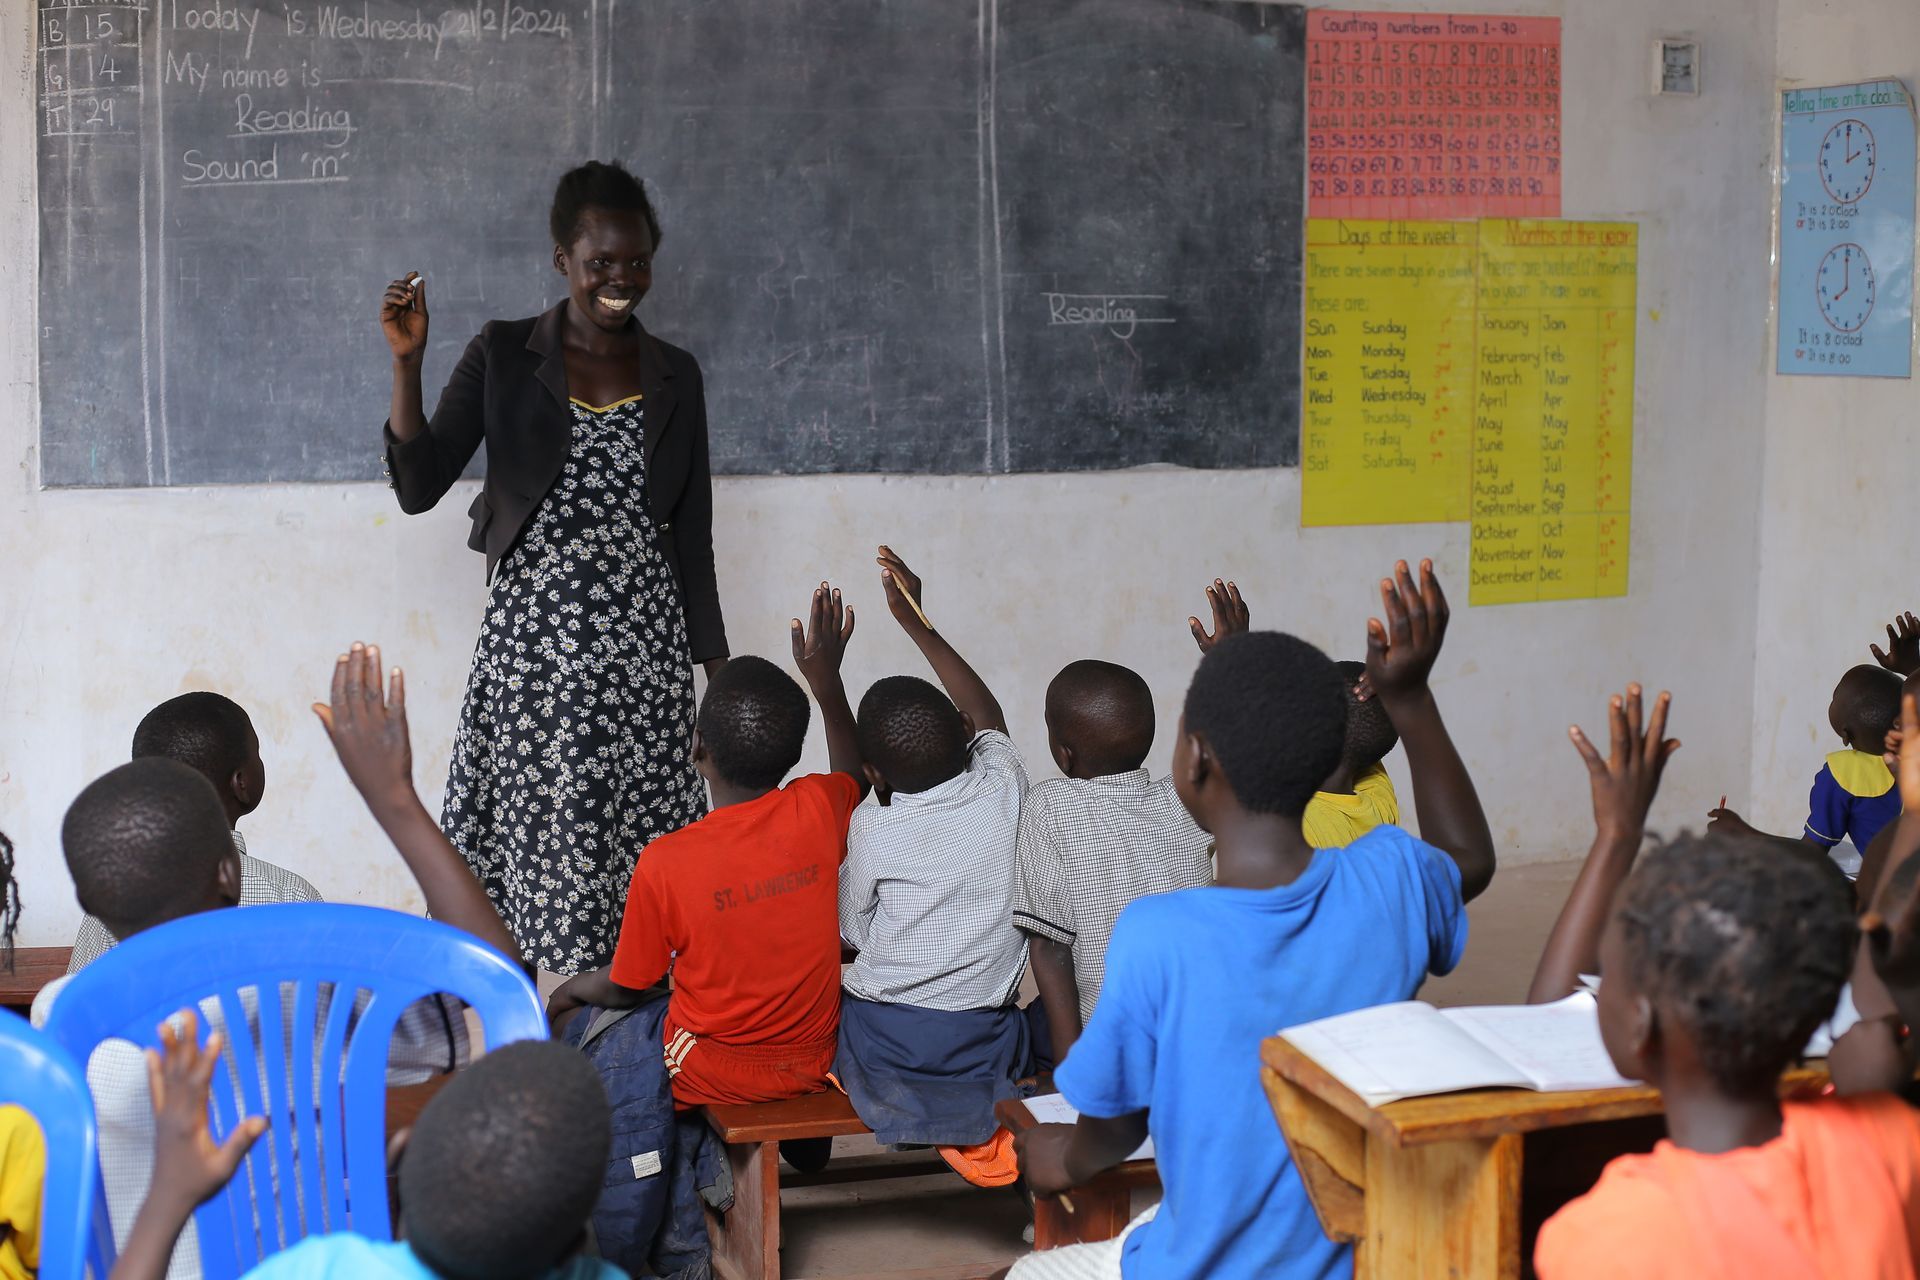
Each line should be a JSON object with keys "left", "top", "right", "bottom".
{"left": 792, "top": 582, "right": 868, "bottom": 793}
{"left": 875, "top": 546, "right": 1006, "bottom": 736}
{"left": 378, "top": 274, "right": 487, "bottom": 515}
{"left": 1527, "top": 686, "right": 1679, "bottom": 1002}
{"left": 381, "top": 272, "right": 429, "bottom": 442}
{"left": 1872, "top": 611, "right": 1920, "bottom": 677}
{"left": 1188, "top": 577, "right": 1249, "bottom": 653}
{"left": 1364, "top": 560, "right": 1496, "bottom": 901}
{"left": 112, "top": 1012, "right": 266, "bottom": 1280}
{"left": 313, "top": 643, "right": 523, "bottom": 969}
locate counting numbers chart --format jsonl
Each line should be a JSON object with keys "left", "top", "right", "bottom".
{"left": 1308, "top": 10, "right": 1561, "bottom": 220}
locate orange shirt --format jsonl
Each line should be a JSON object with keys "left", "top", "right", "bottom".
{"left": 612, "top": 772, "right": 859, "bottom": 1050}
{"left": 1535, "top": 1094, "right": 1920, "bottom": 1280}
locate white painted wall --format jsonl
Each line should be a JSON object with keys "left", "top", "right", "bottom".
{"left": 1749, "top": 1, "right": 1920, "bottom": 836}
{"left": 3, "top": 0, "right": 1781, "bottom": 947}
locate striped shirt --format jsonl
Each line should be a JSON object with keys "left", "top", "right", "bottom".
{"left": 840, "top": 730, "right": 1030, "bottom": 1011}
{"left": 68, "top": 831, "right": 322, "bottom": 972}
{"left": 1012, "top": 771, "right": 1214, "bottom": 1022}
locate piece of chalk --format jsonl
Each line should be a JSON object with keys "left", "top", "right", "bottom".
{"left": 1058, "top": 1193, "right": 1077, "bottom": 1216}
{"left": 408, "top": 273, "right": 425, "bottom": 289}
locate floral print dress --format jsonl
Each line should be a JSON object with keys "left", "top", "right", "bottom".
{"left": 442, "top": 394, "right": 706, "bottom": 974}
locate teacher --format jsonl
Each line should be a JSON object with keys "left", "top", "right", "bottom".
{"left": 377, "top": 160, "right": 726, "bottom": 974}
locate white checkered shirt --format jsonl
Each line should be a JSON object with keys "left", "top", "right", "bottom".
{"left": 840, "top": 730, "right": 1031, "bottom": 1011}
{"left": 1012, "top": 772, "right": 1214, "bottom": 1023}
{"left": 68, "top": 832, "right": 322, "bottom": 972}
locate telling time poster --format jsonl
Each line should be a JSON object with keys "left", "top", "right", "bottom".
{"left": 1778, "top": 79, "right": 1916, "bottom": 378}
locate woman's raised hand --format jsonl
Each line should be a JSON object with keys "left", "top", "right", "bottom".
{"left": 380, "top": 272, "right": 429, "bottom": 363}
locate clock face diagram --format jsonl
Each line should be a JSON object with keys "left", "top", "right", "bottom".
{"left": 1819, "top": 118, "right": 1877, "bottom": 204}
{"left": 1816, "top": 242, "right": 1876, "bottom": 332}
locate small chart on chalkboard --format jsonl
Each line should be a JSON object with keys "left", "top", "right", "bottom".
{"left": 37, "top": 0, "right": 1304, "bottom": 485}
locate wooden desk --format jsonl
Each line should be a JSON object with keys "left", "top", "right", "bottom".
{"left": 995, "top": 1098, "right": 1160, "bottom": 1250}
{"left": 1260, "top": 1035, "right": 1828, "bottom": 1280}
{"left": 1, "top": 948, "right": 72, "bottom": 1017}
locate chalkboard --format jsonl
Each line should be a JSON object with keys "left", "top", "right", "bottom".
{"left": 994, "top": 1, "right": 1305, "bottom": 472}
{"left": 37, "top": 0, "right": 1303, "bottom": 485}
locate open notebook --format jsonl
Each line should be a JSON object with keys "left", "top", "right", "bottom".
{"left": 1279, "top": 992, "right": 1637, "bottom": 1107}
{"left": 1024, "top": 1093, "right": 1156, "bottom": 1162}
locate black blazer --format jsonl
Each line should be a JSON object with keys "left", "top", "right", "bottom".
{"left": 382, "top": 301, "right": 728, "bottom": 662}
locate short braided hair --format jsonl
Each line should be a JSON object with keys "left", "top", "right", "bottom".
{"left": 1618, "top": 833, "right": 1855, "bottom": 1094}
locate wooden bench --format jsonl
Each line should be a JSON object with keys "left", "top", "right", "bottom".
{"left": 1, "top": 947, "right": 73, "bottom": 1018}
{"left": 700, "top": 1091, "right": 991, "bottom": 1280}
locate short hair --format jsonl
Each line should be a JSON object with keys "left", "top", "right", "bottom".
{"left": 401, "top": 1040, "right": 612, "bottom": 1280}
{"left": 1618, "top": 833, "right": 1855, "bottom": 1095}
{"left": 131, "top": 692, "right": 253, "bottom": 792}
{"left": 1182, "top": 632, "right": 1346, "bottom": 817}
{"left": 857, "top": 675, "right": 969, "bottom": 795}
{"left": 696, "top": 656, "right": 810, "bottom": 790}
{"left": 62, "top": 759, "right": 232, "bottom": 938}
{"left": 549, "top": 161, "right": 663, "bottom": 251}
{"left": 1332, "top": 660, "right": 1398, "bottom": 769}
{"left": 0, "top": 830, "right": 18, "bottom": 974}
{"left": 1836, "top": 664, "right": 1902, "bottom": 742}
{"left": 1046, "top": 661, "right": 1155, "bottom": 775}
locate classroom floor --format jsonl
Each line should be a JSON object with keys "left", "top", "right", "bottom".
{"left": 775, "top": 857, "right": 1585, "bottom": 1278}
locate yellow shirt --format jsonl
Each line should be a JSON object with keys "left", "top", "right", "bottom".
{"left": 1302, "top": 764, "right": 1401, "bottom": 848}
{"left": 0, "top": 1105, "right": 45, "bottom": 1280}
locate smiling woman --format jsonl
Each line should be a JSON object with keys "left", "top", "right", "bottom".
{"left": 376, "top": 161, "right": 728, "bottom": 974}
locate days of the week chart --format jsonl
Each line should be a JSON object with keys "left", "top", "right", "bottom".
{"left": 1301, "top": 218, "right": 1636, "bottom": 606}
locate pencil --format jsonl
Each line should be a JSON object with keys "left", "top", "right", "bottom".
{"left": 891, "top": 573, "right": 933, "bottom": 630}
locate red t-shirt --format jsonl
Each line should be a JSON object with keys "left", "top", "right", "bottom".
{"left": 611, "top": 772, "right": 860, "bottom": 1050}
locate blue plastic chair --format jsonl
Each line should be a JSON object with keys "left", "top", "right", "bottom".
{"left": 0, "top": 1005, "right": 114, "bottom": 1280}
{"left": 43, "top": 903, "right": 546, "bottom": 1279}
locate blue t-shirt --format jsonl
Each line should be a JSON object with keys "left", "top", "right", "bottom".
{"left": 1055, "top": 824, "right": 1468, "bottom": 1280}
{"left": 244, "top": 1235, "right": 628, "bottom": 1279}
{"left": 1804, "top": 749, "right": 1900, "bottom": 852}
